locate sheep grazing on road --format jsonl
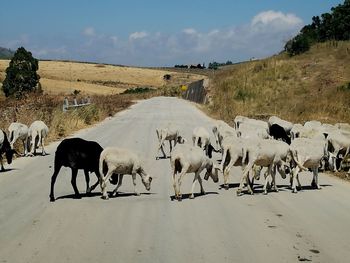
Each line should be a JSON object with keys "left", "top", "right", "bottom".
{"left": 0, "top": 130, "right": 16, "bottom": 171}
{"left": 212, "top": 120, "right": 236, "bottom": 149}
{"left": 192, "top": 126, "right": 219, "bottom": 158}
{"left": 99, "top": 147, "right": 153, "bottom": 200}
{"left": 156, "top": 126, "right": 185, "bottom": 159}
{"left": 220, "top": 136, "right": 261, "bottom": 190}
{"left": 326, "top": 130, "right": 350, "bottom": 172}
{"left": 49, "top": 138, "right": 104, "bottom": 202}
{"left": 8, "top": 122, "right": 29, "bottom": 155}
{"left": 170, "top": 144, "right": 219, "bottom": 201}
{"left": 238, "top": 139, "right": 290, "bottom": 195}
{"left": 288, "top": 138, "right": 328, "bottom": 193}
{"left": 27, "top": 120, "right": 49, "bottom": 156}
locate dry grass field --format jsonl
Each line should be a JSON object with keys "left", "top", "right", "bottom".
{"left": 0, "top": 59, "right": 205, "bottom": 151}
{"left": 208, "top": 41, "right": 350, "bottom": 125}
{"left": 0, "top": 60, "right": 204, "bottom": 96}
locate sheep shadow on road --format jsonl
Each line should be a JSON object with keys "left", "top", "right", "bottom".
{"left": 0, "top": 168, "right": 18, "bottom": 173}
{"left": 55, "top": 192, "right": 102, "bottom": 201}
{"left": 155, "top": 156, "right": 170, "bottom": 160}
{"left": 219, "top": 183, "right": 240, "bottom": 190}
{"left": 170, "top": 191, "right": 219, "bottom": 201}
{"left": 108, "top": 191, "right": 156, "bottom": 198}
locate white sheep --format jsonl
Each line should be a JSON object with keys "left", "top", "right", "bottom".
{"left": 99, "top": 147, "right": 153, "bottom": 200}
{"left": 156, "top": 125, "right": 185, "bottom": 159}
{"left": 192, "top": 126, "right": 219, "bottom": 158}
{"left": 170, "top": 144, "right": 220, "bottom": 201}
{"left": 220, "top": 136, "right": 261, "bottom": 190}
{"left": 212, "top": 120, "right": 236, "bottom": 149}
{"left": 238, "top": 139, "right": 291, "bottom": 195}
{"left": 27, "top": 120, "right": 49, "bottom": 156}
{"left": 8, "top": 122, "right": 29, "bottom": 155}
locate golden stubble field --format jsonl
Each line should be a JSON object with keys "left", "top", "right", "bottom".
{"left": 0, "top": 60, "right": 204, "bottom": 96}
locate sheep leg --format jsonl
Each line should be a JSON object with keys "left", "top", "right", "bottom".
{"left": 263, "top": 165, "right": 273, "bottom": 195}
{"left": 49, "top": 163, "right": 62, "bottom": 202}
{"left": 87, "top": 171, "right": 100, "bottom": 193}
{"left": 111, "top": 174, "right": 124, "bottom": 196}
{"left": 271, "top": 165, "right": 279, "bottom": 192}
{"left": 333, "top": 150, "right": 340, "bottom": 172}
{"left": 169, "top": 140, "right": 173, "bottom": 153}
{"left": 172, "top": 169, "right": 179, "bottom": 200}
{"left": 339, "top": 147, "right": 350, "bottom": 171}
{"left": 34, "top": 135, "right": 39, "bottom": 155}
{"left": 70, "top": 168, "right": 81, "bottom": 199}
{"left": 159, "top": 140, "right": 167, "bottom": 158}
{"left": 41, "top": 134, "right": 46, "bottom": 156}
{"left": 100, "top": 170, "right": 114, "bottom": 200}
{"left": 224, "top": 157, "right": 236, "bottom": 190}
{"left": 190, "top": 173, "right": 199, "bottom": 199}
{"left": 22, "top": 139, "right": 27, "bottom": 156}
{"left": 197, "top": 174, "right": 205, "bottom": 195}
{"left": 190, "top": 168, "right": 205, "bottom": 199}
{"left": 291, "top": 166, "right": 300, "bottom": 193}
{"left": 245, "top": 171, "right": 254, "bottom": 195}
{"left": 175, "top": 165, "right": 188, "bottom": 201}
{"left": 296, "top": 173, "right": 302, "bottom": 190}
{"left": 0, "top": 156, "right": 4, "bottom": 171}
{"left": 238, "top": 161, "right": 254, "bottom": 195}
{"left": 222, "top": 149, "right": 235, "bottom": 190}
{"left": 84, "top": 169, "right": 90, "bottom": 194}
{"left": 132, "top": 173, "right": 140, "bottom": 196}
{"left": 312, "top": 168, "right": 321, "bottom": 189}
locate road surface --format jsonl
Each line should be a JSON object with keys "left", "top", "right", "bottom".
{"left": 1, "top": 97, "right": 350, "bottom": 263}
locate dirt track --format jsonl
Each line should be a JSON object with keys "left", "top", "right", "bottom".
{"left": 1, "top": 97, "right": 350, "bottom": 263}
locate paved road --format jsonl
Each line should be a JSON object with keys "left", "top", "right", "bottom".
{"left": 1, "top": 97, "right": 350, "bottom": 263}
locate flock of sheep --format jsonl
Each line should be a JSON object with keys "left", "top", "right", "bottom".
{"left": 157, "top": 115, "right": 350, "bottom": 200}
{"left": 1, "top": 115, "right": 350, "bottom": 202}
{"left": 0, "top": 120, "right": 49, "bottom": 171}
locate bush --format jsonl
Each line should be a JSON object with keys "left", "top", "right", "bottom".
{"left": 122, "top": 87, "right": 153, "bottom": 94}
{"left": 285, "top": 35, "right": 311, "bottom": 56}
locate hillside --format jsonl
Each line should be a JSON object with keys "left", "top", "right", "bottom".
{"left": 208, "top": 41, "right": 350, "bottom": 124}
{"left": 0, "top": 47, "right": 14, "bottom": 59}
{"left": 0, "top": 60, "right": 204, "bottom": 96}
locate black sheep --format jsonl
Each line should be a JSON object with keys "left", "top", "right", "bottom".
{"left": 49, "top": 138, "right": 103, "bottom": 202}
{"left": 269, "top": 124, "right": 291, "bottom": 145}
{"left": 0, "top": 130, "right": 16, "bottom": 171}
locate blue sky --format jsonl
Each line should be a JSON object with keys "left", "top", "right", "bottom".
{"left": 0, "top": 0, "right": 344, "bottom": 66}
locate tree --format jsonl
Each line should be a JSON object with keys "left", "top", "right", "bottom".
{"left": 284, "top": 0, "right": 350, "bottom": 56}
{"left": 2, "top": 47, "right": 40, "bottom": 98}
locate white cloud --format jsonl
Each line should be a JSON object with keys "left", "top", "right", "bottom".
{"left": 129, "top": 31, "right": 148, "bottom": 41}
{"left": 83, "top": 27, "right": 96, "bottom": 37}
{"left": 183, "top": 28, "right": 197, "bottom": 35}
{"left": 2, "top": 10, "right": 304, "bottom": 66}
{"left": 252, "top": 10, "right": 303, "bottom": 28}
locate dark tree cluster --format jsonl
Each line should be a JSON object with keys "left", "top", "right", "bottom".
{"left": 208, "top": 60, "right": 233, "bottom": 70}
{"left": 285, "top": 0, "right": 350, "bottom": 55}
{"left": 174, "top": 63, "right": 206, "bottom": 69}
{"left": 2, "top": 47, "right": 40, "bottom": 98}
